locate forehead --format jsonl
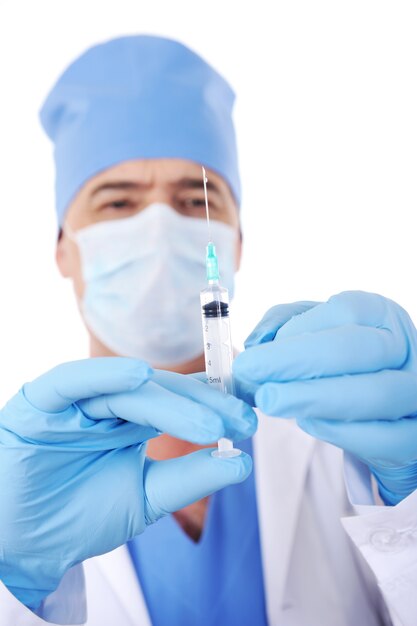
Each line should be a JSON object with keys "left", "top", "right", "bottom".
{"left": 82, "top": 158, "right": 229, "bottom": 193}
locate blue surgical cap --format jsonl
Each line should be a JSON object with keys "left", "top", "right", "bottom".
{"left": 39, "top": 35, "right": 241, "bottom": 226}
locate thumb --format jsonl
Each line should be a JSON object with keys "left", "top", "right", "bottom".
{"left": 244, "top": 302, "right": 319, "bottom": 348}
{"left": 143, "top": 448, "right": 253, "bottom": 524}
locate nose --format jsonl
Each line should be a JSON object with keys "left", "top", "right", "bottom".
{"left": 142, "top": 189, "right": 173, "bottom": 208}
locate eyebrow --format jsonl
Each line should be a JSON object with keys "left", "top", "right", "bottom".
{"left": 90, "top": 176, "right": 222, "bottom": 198}
{"left": 173, "top": 177, "right": 221, "bottom": 194}
{"left": 90, "top": 181, "right": 148, "bottom": 197}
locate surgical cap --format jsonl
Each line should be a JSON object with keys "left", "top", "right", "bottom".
{"left": 39, "top": 35, "right": 241, "bottom": 226}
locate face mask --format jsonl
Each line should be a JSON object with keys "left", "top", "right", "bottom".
{"left": 67, "top": 203, "right": 237, "bottom": 366}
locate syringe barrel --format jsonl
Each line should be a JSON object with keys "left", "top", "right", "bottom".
{"left": 200, "top": 284, "right": 234, "bottom": 396}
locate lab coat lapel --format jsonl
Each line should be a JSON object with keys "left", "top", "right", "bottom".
{"left": 253, "top": 414, "right": 315, "bottom": 624}
{"left": 93, "top": 545, "right": 151, "bottom": 626}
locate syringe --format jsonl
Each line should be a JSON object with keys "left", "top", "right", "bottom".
{"left": 200, "top": 167, "right": 241, "bottom": 459}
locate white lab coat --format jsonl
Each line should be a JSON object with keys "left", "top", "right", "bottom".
{"left": 2, "top": 416, "right": 417, "bottom": 626}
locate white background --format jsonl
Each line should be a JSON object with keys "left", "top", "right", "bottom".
{"left": 0, "top": 0, "right": 416, "bottom": 403}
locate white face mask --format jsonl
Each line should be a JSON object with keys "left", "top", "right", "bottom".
{"left": 68, "top": 203, "right": 237, "bottom": 366}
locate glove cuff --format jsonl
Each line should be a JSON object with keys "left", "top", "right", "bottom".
{"left": 370, "top": 463, "right": 417, "bottom": 506}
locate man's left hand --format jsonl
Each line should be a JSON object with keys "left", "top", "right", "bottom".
{"left": 233, "top": 291, "right": 417, "bottom": 505}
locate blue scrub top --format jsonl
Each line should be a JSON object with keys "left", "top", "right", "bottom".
{"left": 128, "top": 439, "right": 268, "bottom": 626}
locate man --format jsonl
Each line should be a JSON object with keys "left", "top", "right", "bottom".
{"left": 1, "top": 34, "right": 417, "bottom": 625}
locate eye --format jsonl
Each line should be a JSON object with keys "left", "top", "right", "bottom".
{"left": 183, "top": 197, "right": 206, "bottom": 208}
{"left": 101, "top": 198, "right": 136, "bottom": 210}
{"left": 110, "top": 200, "right": 131, "bottom": 209}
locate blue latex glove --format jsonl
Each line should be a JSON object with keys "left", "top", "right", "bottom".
{"left": 0, "top": 358, "right": 256, "bottom": 610}
{"left": 233, "top": 291, "right": 417, "bottom": 506}
{"left": 234, "top": 301, "right": 319, "bottom": 405}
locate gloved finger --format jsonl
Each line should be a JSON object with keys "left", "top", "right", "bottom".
{"left": 1, "top": 388, "right": 159, "bottom": 449}
{"left": 78, "top": 375, "right": 257, "bottom": 445}
{"left": 244, "top": 301, "right": 319, "bottom": 348}
{"left": 234, "top": 325, "right": 406, "bottom": 385}
{"left": 187, "top": 370, "right": 259, "bottom": 409}
{"left": 188, "top": 371, "right": 208, "bottom": 383}
{"left": 255, "top": 370, "right": 417, "bottom": 422}
{"left": 152, "top": 370, "right": 255, "bottom": 422}
{"left": 296, "top": 416, "right": 417, "bottom": 467}
{"left": 24, "top": 358, "right": 153, "bottom": 412}
{"left": 232, "top": 377, "right": 260, "bottom": 407}
{"left": 143, "top": 448, "right": 253, "bottom": 524}
{"left": 153, "top": 370, "right": 258, "bottom": 439}
{"left": 276, "top": 291, "right": 399, "bottom": 340}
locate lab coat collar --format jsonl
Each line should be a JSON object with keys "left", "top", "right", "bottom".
{"left": 93, "top": 543, "right": 150, "bottom": 626}
{"left": 253, "top": 413, "right": 315, "bottom": 624}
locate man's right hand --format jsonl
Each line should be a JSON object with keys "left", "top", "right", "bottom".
{"left": 0, "top": 358, "right": 256, "bottom": 611}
